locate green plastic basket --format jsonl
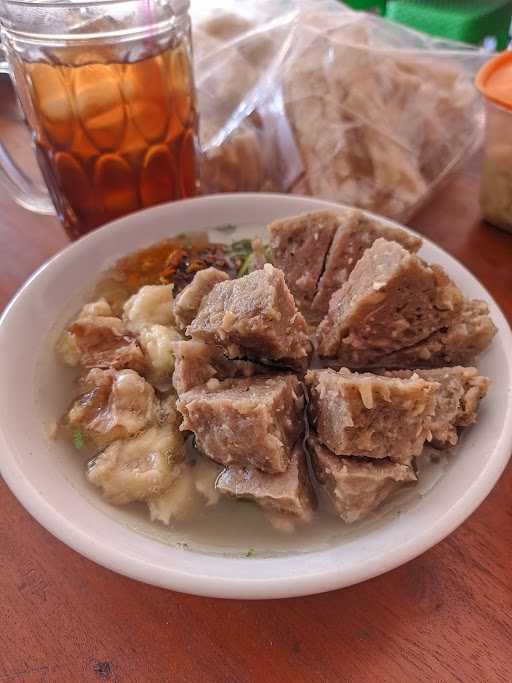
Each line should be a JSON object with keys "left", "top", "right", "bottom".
{"left": 386, "top": 0, "right": 512, "bottom": 50}
{"left": 343, "top": 0, "right": 387, "bottom": 15}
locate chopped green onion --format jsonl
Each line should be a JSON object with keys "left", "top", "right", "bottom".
{"left": 72, "top": 429, "right": 84, "bottom": 450}
{"left": 230, "top": 238, "right": 253, "bottom": 257}
{"left": 228, "top": 239, "right": 272, "bottom": 277}
{"left": 238, "top": 253, "right": 253, "bottom": 277}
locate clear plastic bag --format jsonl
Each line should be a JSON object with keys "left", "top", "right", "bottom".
{"left": 192, "top": 0, "right": 487, "bottom": 221}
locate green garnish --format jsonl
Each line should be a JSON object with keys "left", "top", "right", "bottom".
{"left": 230, "top": 238, "right": 253, "bottom": 258}
{"left": 72, "top": 429, "right": 84, "bottom": 450}
{"left": 245, "top": 548, "right": 256, "bottom": 558}
{"left": 229, "top": 239, "right": 254, "bottom": 277}
{"left": 229, "top": 239, "right": 272, "bottom": 277}
{"left": 238, "top": 253, "right": 253, "bottom": 277}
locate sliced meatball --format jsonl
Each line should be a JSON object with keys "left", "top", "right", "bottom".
{"left": 268, "top": 209, "right": 421, "bottom": 323}
{"left": 177, "top": 374, "right": 304, "bottom": 474}
{"left": 173, "top": 267, "right": 229, "bottom": 332}
{"left": 308, "top": 435, "right": 417, "bottom": 524}
{"left": 365, "top": 299, "right": 497, "bottom": 369}
{"left": 216, "top": 443, "right": 316, "bottom": 525}
{"left": 317, "top": 238, "right": 464, "bottom": 366}
{"left": 268, "top": 210, "right": 340, "bottom": 317}
{"left": 312, "top": 210, "right": 422, "bottom": 323}
{"left": 187, "top": 264, "right": 312, "bottom": 370}
{"left": 384, "top": 366, "right": 490, "bottom": 449}
{"left": 305, "top": 368, "right": 438, "bottom": 463}
{"left": 172, "top": 339, "right": 264, "bottom": 395}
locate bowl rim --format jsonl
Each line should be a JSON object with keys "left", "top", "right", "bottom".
{"left": 1, "top": 192, "right": 512, "bottom": 599}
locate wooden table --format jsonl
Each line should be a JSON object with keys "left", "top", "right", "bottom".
{"left": 1, "top": 81, "right": 512, "bottom": 683}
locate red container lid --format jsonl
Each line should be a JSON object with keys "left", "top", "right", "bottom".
{"left": 476, "top": 51, "right": 512, "bottom": 111}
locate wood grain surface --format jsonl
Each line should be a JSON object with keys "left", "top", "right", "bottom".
{"left": 1, "top": 77, "right": 512, "bottom": 683}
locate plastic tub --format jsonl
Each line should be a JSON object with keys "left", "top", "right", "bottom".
{"left": 476, "top": 52, "right": 512, "bottom": 233}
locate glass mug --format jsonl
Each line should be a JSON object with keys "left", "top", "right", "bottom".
{"left": 0, "top": 0, "right": 199, "bottom": 239}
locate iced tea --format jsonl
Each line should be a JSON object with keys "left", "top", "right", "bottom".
{"left": 18, "top": 41, "right": 198, "bottom": 239}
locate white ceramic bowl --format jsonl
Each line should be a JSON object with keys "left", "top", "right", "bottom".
{"left": 1, "top": 193, "right": 511, "bottom": 599}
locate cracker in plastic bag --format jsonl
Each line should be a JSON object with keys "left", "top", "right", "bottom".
{"left": 193, "top": 0, "right": 486, "bottom": 220}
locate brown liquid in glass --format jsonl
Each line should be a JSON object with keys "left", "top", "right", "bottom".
{"left": 24, "top": 42, "right": 198, "bottom": 239}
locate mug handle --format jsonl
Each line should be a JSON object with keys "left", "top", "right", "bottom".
{"left": 0, "top": 46, "right": 56, "bottom": 215}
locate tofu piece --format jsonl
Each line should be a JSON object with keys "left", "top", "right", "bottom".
{"left": 317, "top": 238, "right": 464, "bottom": 366}
{"left": 147, "top": 458, "right": 223, "bottom": 524}
{"left": 385, "top": 367, "right": 490, "bottom": 448}
{"left": 123, "top": 284, "right": 174, "bottom": 330}
{"left": 268, "top": 210, "right": 340, "bottom": 315}
{"left": 56, "top": 299, "right": 113, "bottom": 366}
{"left": 172, "top": 339, "right": 264, "bottom": 395}
{"left": 87, "top": 416, "right": 185, "bottom": 505}
{"left": 305, "top": 368, "right": 438, "bottom": 462}
{"left": 308, "top": 435, "right": 417, "bottom": 523}
{"left": 312, "top": 210, "right": 421, "bottom": 321}
{"left": 187, "top": 264, "right": 312, "bottom": 370}
{"left": 216, "top": 443, "right": 316, "bottom": 523}
{"left": 67, "top": 315, "right": 146, "bottom": 374}
{"left": 80, "top": 298, "right": 113, "bottom": 318}
{"left": 57, "top": 298, "right": 146, "bottom": 373}
{"left": 122, "top": 284, "right": 182, "bottom": 385}
{"left": 173, "top": 267, "right": 230, "bottom": 332}
{"left": 123, "top": 285, "right": 183, "bottom": 389}
{"left": 365, "top": 299, "right": 497, "bottom": 369}
{"left": 193, "top": 457, "right": 224, "bottom": 506}
{"left": 56, "top": 330, "right": 83, "bottom": 366}
{"left": 137, "top": 324, "right": 183, "bottom": 386}
{"left": 67, "top": 368, "right": 158, "bottom": 447}
{"left": 147, "top": 464, "right": 195, "bottom": 524}
{"left": 177, "top": 374, "right": 305, "bottom": 473}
